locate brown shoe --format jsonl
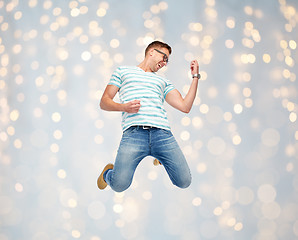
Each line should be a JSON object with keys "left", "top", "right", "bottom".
{"left": 97, "top": 163, "right": 114, "bottom": 190}
{"left": 153, "top": 158, "right": 162, "bottom": 166}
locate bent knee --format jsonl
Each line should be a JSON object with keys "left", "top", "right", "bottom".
{"left": 110, "top": 181, "right": 132, "bottom": 192}
{"left": 174, "top": 175, "right": 191, "bottom": 189}
{"left": 179, "top": 179, "right": 191, "bottom": 189}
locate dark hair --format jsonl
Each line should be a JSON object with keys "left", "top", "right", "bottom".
{"left": 145, "top": 41, "right": 172, "bottom": 56}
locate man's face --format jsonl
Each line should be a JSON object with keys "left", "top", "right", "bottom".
{"left": 150, "top": 48, "right": 170, "bottom": 72}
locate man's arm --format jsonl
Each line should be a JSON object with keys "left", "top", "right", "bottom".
{"left": 100, "top": 85, "right": 141, "bottom": 113}
{"left": 165, "top": 60, "right": 199, "bottom": 113}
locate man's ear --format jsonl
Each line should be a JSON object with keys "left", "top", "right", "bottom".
{"left": 149, "top": 48, "right": 154, "bottom": 56}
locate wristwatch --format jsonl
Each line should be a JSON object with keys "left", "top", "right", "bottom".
{"left": 192, "top": 73, "right": 201, "bottom": 79}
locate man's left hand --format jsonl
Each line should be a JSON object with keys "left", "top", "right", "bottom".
{"left": 190, "top": 60, "right": 199, "bottom": 75}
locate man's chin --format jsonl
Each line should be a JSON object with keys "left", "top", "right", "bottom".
{"left": 155, "top": 65, "right": 162, "bottom": 72}
{"left": 151, "top": 67, "right": 158, "bottom": 72}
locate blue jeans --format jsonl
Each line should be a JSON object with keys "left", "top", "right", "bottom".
{"left": 104, "top": 126, "right": 191, "bottom": 192}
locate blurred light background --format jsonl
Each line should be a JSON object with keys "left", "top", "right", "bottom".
{"left": 0, "top": 0, "right": 298, "bottom": 239}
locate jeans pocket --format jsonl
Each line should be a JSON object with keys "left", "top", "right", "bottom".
{"left": 161, "top": 129, "right": 172, "bottom": 134}
{"left": 160, "top": 129, "right": 173, "bottom": 138}
{"left": 123, "top": 126, "right": 138, "bottom": 137}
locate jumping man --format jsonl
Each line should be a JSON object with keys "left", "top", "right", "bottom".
{"left": 97, "top": 41, "right": 200, "bottom": 192}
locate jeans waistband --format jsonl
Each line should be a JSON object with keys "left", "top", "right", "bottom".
{"left": 133, "top": 125, "right": 155, "bottom": 130}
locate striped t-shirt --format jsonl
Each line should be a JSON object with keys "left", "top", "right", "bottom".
{"left": 108, "top": 66, "right": 175, "bottom": 131}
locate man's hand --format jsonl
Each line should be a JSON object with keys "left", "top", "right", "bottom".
{"left": 100, "top": 85, "right": 141, "bottom": 113}
{"left": 190, "top": 60, "right": 199, "bottom": 75}
{"left": 123, "top": 100, "right": 141, "bottom": 113}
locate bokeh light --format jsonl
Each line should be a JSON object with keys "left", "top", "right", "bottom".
{"left": 0, "top": 0, "right": 297, "bottom": 240}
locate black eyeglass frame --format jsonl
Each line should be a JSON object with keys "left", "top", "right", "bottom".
{"left": 154, "top": 49, "right": 169, "bottom": 63}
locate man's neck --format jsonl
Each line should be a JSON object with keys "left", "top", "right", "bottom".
{"left": 137, "top": 60, "right": 153, "bottom": 72}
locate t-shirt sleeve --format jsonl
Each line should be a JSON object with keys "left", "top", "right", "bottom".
{"left": 108, "top": 67, "right": 122, "bottom": 88}
{"left": 164, "top": 79, "right": 175, "bottom": 97}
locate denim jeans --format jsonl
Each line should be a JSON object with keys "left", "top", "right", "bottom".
{"left": 104, "top": 126, "right": 191, "bottom": 192}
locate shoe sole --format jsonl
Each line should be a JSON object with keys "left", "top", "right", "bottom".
{"left": 97, "top": 163, "right": 114, "bottom": 190}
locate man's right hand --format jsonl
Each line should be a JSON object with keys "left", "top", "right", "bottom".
{"left": 100, "top": 85, "right": 141, "bottom": 113}
{"left": 123, "top": 100, "right": 141, "bottom": 113}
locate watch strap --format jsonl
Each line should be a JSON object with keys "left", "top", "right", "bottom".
{"left": 192, "top": 73, "right": 201, "bottom": 79}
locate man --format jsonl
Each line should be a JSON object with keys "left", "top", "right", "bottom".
{"left": 97, "top": 41, "right": 200, "bottom": 192}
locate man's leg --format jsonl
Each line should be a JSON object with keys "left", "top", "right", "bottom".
{"left": 151, "top": 128, "right": 191, "bottom": 188}
{"left": 99, "top": 126, "right": 149, "bottom": 192}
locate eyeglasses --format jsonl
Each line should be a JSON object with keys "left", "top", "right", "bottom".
{"left": 154, "top": 49, "right": 169, "bottom": 63}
